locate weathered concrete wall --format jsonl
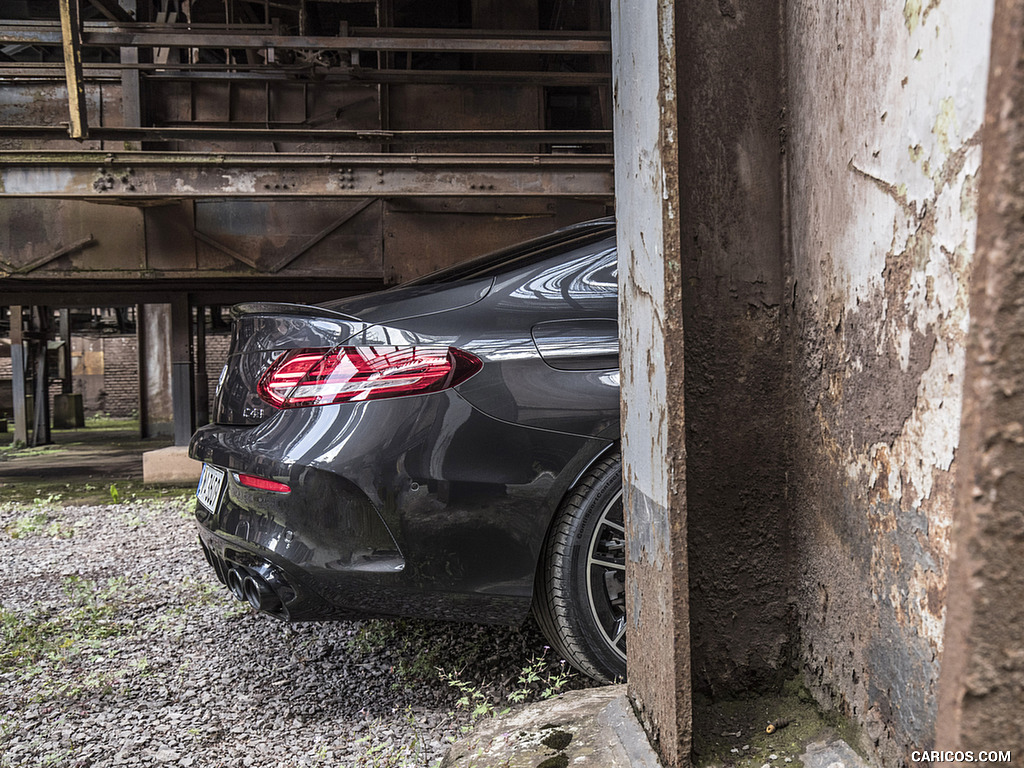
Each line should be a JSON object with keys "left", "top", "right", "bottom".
{"left": 612, "top": 0, "right": 691, "bottom": 765}
{"left": 614, "top": 0, "right": 792, "bottom": 762}
{"left": 936, "top": 0, "right": 1024, "bottom": 753}
{"left": 675, "top": 0, "right": 791, "bottom": 697}
{"left": 785, "top": 0, "right": 993, "bottom": 763}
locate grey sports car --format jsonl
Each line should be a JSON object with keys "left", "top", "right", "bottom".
{"left": 188, "top": 218, "right": 625, "bottom": 681}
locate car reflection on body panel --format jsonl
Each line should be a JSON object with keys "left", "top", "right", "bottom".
{"left": 189, "top": 218, "right": 626, "bottom": 681}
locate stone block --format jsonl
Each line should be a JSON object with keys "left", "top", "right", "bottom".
{"left": 143, "top": 445, "right": 202, "bottom": 485}
{"left": 54, "top": 393, "right": 85, "bottom": 429}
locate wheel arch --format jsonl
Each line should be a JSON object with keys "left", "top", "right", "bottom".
{"left": 531, "top": 439, "right": 622, "bottom": 600}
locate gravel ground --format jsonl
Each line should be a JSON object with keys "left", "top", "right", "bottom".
{"left": 0, "top": 492, "right": 591, "bottom": 768}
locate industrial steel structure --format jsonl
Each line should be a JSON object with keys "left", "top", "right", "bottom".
{"left": 0, "top": 0, "right": 613, "bottom": 445}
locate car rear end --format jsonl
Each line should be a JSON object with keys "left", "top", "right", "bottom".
{"left": 189, "top": 222, "right": 617, "bottom": 624}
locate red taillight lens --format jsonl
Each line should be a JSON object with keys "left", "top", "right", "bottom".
{"left": 256, "top": 346, "right": 482, "bottom": 409}
{"left": 235, "top": 473, "right": 291, "bottom": 493}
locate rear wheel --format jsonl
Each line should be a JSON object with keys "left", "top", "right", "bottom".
{"left": 534, "top": 452, "right": 626, "bottom": 682}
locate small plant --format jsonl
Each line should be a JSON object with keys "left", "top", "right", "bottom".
{"left": 108, "top": 484, "right": 120, "bottom": 504}
{"left": 439, "top": 670, "right": 501, "bottom": 721}
{"left": 44, "top": 519, "right": 74, "bottom": 539}
{"left": 350, "top": 708, "right": 443, "bottom": 768}
{"left": 439, "top": 648, "right": 573, "bottom": 723}
{"left": 4, "top": 511, "right": 48, "bottom": 539}
{"left": 507, "top": 652, "right": 572, "bottom": 704}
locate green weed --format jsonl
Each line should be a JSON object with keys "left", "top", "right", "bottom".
{"left": 4, "top": 511, "right": 49, "bottom": 539}
{"left": 439, "top": 650, "right": 572, "bottom": 722}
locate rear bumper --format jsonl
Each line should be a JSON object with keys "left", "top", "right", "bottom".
{"left": 189, "top": 390, "right": 611, "bottom": 623}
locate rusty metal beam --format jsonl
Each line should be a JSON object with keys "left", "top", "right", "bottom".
{"left": 0, "top": 235, "right": 97, "bottom": 276}
{"left": 0, "top": 24, "right": 611, "bottom": 54}
{"left": 0, "top": 63, "right": 610, "bottom": 86}
{"left": 57, "top": 0, "right": 88, "bottom": 139}
{"left": 86, "top": 0, "right": 134, "bottom": 23}
{"left": 0, "top": 151, "right": 614, "bottom": 199}
{"left": 0, "top": 125, "right": 612, "bottom": 146}
{"left": 0, "top": 278, "right": 386, "bottom": 307}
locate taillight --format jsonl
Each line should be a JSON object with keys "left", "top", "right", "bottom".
{"left": 234, "top": 473, "right": 291, "bottom": 493}
{"left": 256, "top": 346, "right": 482, "bottom": 409}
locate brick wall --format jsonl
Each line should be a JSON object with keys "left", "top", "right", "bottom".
{"left": 98, "top": 336, "right": 139, "bottom": 417}
{"left": 2, "top": 330, "right": 233, "bottom": 421}
{"left": 204, "top": 333, "right": 231, "bottom": 406}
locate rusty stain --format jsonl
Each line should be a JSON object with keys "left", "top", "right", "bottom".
{"left": 786, "top": 0, "right": 991, "bottom": 762}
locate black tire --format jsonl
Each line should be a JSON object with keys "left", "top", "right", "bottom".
{"left": 533, "top": 451, "right": 626, "bottom": 682}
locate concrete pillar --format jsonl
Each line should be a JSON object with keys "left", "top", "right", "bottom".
{"left": 676, "top": 0, "right": 789, "bottom": 696}
{"left": 613, "top": 1, "right": 789, "bottom": 764}
{"left": 170, "top": 294, "right": 195, "bottom": 446}
{"left": 137, "top": 303, "right": 173, "bottom": 438}
{"left": 194, "top": 305, "right": 209, "bottom": 428}
{"left": 58, "top": 308, "right": 72, "bottom": 394}
{"left": 936, "top": 0, "right": 1024, "bottom": 752}
{"left": 9, "top": 305, "right": 27, "bottom": 445}
{"left": 29, "top": 306, "right": 51, "bottom": 447}
{"left": 611, "top": 2, "right": 691, "bottom": 766}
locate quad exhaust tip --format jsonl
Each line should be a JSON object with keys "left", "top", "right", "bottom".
{"left": 200, "top": 538, "right": 291, "bottom": 618}
{"left": 226, "top": 568, "right": 247, "bottom": 601}
{"left": 243, "top": 572, "right": 283, "bottom": 614}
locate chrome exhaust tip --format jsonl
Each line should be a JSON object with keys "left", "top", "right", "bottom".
{"left": 226, "top": 568, "right": 247, "bottom": 601}
{"left": 242, "top": 573, "right": 283, "bottom": 614}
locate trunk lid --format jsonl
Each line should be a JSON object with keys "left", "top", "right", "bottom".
{"left": 213, "top": 303, "right": 368, "bottom": 426}
{"left": 213, "top": 278, "right": 491, "bottom": 426}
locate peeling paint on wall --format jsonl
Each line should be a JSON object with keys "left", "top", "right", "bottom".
{"left": 786, "top": 0, "right": 993, "bottom": 763}
{"left": 612, "top": 0, "right": 691, "bottom": 764}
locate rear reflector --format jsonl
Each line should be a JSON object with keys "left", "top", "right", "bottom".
{"left": 256, "top": 346, "right": 482, "bottom": 409}
{"left": 235, "top": 473, "right": 291, "bottom": 493}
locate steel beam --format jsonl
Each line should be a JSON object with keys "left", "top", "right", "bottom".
{"left": 0, "top": 278, "right": 385, "bottom": 307}
{"left": 0, "top": 24, "right": 612, "bottom": 54}
{"left": 86, "top": 0, "right": 134, "bottom": 23}
{"left": 0, "top": 151, "right": 614, "bottom": 199}
{"left": 0, "top": 125, "right": 612, "bottom": 146}
{"left": 58, "top": 0, "right": 88, "bottom": 139}
{"left": 0, "top": 62, "right": 610, "bottom": 86}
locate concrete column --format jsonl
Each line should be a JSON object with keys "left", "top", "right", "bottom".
{"left": 194, "top": 304, "right": 209, "bottom": 428}
{"left": 611, "top": 2, "right": 691, "bottom": 766}
{"left": 58, "top": 309, "right": 72, "bottom": 394}
{"left": 937, "top": 0, "right": 1024, "bottom": 752}
{"left": 170, "top": 294, "right": 195, "bottom": 446}
{"left": 676, "top": 1, "right": 789, "bottom": 697}
{"left": 9, "top": 305, "right": 27, "bottom": 445}
{"left": 29, "top": 306, "right": 51, "bottom": 447}
{"left": 137, "top": 303, "right": 173, "bottom": 438}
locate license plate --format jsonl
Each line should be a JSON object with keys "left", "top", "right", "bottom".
{"left": 196, "top": 464, "right": 226, "bottom": 512}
